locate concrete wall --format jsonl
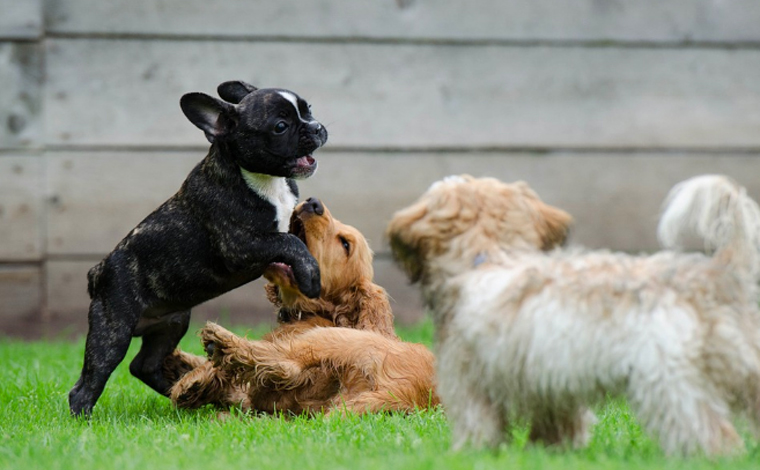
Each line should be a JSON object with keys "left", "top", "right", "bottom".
{"left": 3, "top": 0, "right": 760, "bottom": 337}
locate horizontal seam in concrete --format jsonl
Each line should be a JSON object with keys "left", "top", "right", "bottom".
{"left": 44, "top": 32, "right": 760, "bottom": 51}
{"left": 43, "top": 144, "right": 760, "bottom": 156}
{"left": 0, "top": 261, "right": 44, "bottom": 268}
{"left": 0, "top": 149, "right": 44, "bottom": 155}
{"left": 0, "top": 36, "right": 42, "bottom": 42}
{"left": 43, "top": 254, "right": 102, "bottom": 262}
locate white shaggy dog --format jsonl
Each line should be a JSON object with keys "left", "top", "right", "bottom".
{"left": 387, "top": 174, "right": 760, "bottom": 456}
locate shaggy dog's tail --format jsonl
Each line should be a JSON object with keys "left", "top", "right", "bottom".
{"left": 658, "top": 174, "right": 760, "bottom": 281}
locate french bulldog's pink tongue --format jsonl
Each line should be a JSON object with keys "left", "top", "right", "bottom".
{"left": 297, "top": 156, "right": 315, "bottom": 167}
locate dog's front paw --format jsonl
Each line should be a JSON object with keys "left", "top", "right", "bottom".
{"left": 294, "top": 259, "right": 321, "bottom": 299}
{"left": 200, "top": 322, "right": 235, "bottom": 363}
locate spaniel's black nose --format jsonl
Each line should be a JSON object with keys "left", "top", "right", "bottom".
{"left": 303, "top": 197, "right": 324, "bottom": 216}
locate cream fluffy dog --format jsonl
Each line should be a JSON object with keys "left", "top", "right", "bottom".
{"left": 387, "top": 174, "right": 760, "bottom": 456}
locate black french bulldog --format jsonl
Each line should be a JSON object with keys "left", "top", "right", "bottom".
{"left": 68, "top": 80, "right": 328, "bottom": 417}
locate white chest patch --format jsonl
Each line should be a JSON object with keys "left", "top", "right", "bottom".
{"left": 240, "top": 169, "right": 297, "bottom": 233}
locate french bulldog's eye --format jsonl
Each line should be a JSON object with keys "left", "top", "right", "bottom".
{"left": 274, "top": 121, "right": 289, "bottom": 134}
{"left": 339, "top": 236, "right": 351, "bottom": 256}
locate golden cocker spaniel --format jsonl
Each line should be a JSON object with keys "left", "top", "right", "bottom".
{"left": 165, "top": 198, "right": 438, "bottom": 415}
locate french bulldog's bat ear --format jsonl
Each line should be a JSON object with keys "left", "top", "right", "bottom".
{"left": 217, "top": 80, "right": 258, "bottom": 104}
{"left": 180, "top": 92, "right": 237, "bottom": 143}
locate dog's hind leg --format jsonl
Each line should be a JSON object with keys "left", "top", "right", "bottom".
{"left": 162, "top": 349, "right": 208, "bottom": 386}
{"left": 202, "top": 324, "right": 304, "bottom": 389}
{"left": 447, "top": 388, "right": 507, "bottom": 450}
{"left": 130, "top": 310, "right": 191, "bottom": 396}
{"left": 629, "top": 376, "right": 743, "bottom": 456}
{"left": 327, "top": 390, "right": 423, "bottom": 416}
{"left": 169, "top": 361, "right": 241, "bottom": 409}
{"left": 69, "top": 297, "right": 138, "bottom": 417}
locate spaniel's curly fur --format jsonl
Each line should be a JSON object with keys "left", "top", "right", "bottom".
{"left": 165, "top": 198, "right": 438, "bottom": 415}
{"left": 387, "top": 174, "right": 760, "bottom": 456}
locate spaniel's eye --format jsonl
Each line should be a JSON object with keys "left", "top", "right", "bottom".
{"left": 273, "top": 121, "right": 289, "bottom": 134}
{"left": 339, "top": 236, "right": 350, "bottom": 255}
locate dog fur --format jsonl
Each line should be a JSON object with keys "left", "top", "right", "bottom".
{"left": 264, "top": 197, "right": 397, "bottom": 338}
{"left": 387, "top": 174, "right": 760, "bottom": 456}
{"left": 166, "top": 198, "right": 438, "bottom": 415}
{"left": 69, "top": 81, "right": 327, "bottom": 416}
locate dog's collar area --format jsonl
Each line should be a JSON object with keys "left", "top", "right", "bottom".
{"left": 473, "top": 252, "right": 488, "bottom": 267}
{"left": 277, "top": 308, "right": 301, "bottom": 323}
{"left": 277, "top": 308, "right": 319, "bottom": 324}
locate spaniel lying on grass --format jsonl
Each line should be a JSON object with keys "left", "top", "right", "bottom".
{"left": 164, "top": 198, "right": 438, "bottom": 415}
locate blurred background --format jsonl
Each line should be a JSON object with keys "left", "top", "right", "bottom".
{"left": 2, "top": 0, "right": 760, "bottom": 338}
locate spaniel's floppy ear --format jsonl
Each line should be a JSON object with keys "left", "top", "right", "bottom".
{"left": 332, "top": 281, "right": 397, "bottom": 338}
{"left": 536, "top": 202, "right": 572, "bottom": 250}
{"left": 355, "top": 282, "right": 396, "bottom": 338}
{"left": 264, "top": 283, "right": 282, "bottom": 308}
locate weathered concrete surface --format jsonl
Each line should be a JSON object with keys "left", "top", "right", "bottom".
{"left": 46, "top": 0, "right": 760, "bottom": 42}
{"left": 45, "top": 40, "right": 760, "bottom": 149}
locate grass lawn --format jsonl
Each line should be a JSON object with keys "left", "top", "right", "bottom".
{"left": 1, "top": 319, "right": 758, "bottom": 470}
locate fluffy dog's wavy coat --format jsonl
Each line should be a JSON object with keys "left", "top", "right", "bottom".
{"left": 166, "top": 198, "right": 438, "bottom": 415}
{"left": 387, "top": 174, "right": 760, "bottom": 456}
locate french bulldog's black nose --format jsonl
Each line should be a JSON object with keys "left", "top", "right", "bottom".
{"left": 309, "top": 122, "right": 323, "bottom": 135}
{"left": 303, "top": 197, "right": 324, "bottom": 216}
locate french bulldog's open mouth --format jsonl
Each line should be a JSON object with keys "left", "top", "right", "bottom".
{"left": 291, "top": 155, "right": 317, "bottom": 178}
{"left": 296, "top": 155, "right": 316, "bottom": 169}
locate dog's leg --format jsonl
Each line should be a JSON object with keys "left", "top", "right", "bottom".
{"left": 447, "top": 390, "right": 507, "bottom": 450}
{"left": 162, "top": 349, "right": 208, "bottom": 386}
{"left": 201, "top": 323, "right": 304, "bottom": 389}
{"left": 437, "top": 345, "right": 507, "bottom": 449}
{"left": 440, "top": 373, "right": 507, "bottom": 449}
{"left": 207, "top": 327, "right": 379, "bottom": 390}
{"left": 528, "top": 406, "right": 596, "bottom": 449}
{"left": 629, "top": 379, "right": 743, "bottom": 456}
{"left": 69, "top": 297, "right": 138, "bottom": 417}
{"left": 129, "top": 310, "right": 191, "bottom": 396}
{"left": 169, "top": 361, "right": 246, "bottom": 409}
{"left": 327, "top": 390, "right": 418, "bottom": 416}
{"left": 238, "top": 328, "right": 380, "bottom": 379}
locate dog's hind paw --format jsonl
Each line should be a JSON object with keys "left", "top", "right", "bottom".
{"left": 163, "top": 349, "right": 207, "bottom": 385}
{"left": 170, "top": 362, "right": 228, "bottom": 409}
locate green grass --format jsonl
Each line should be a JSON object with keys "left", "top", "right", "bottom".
{"left": 1, "top": 319, "right": 758, "bottom": 470}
